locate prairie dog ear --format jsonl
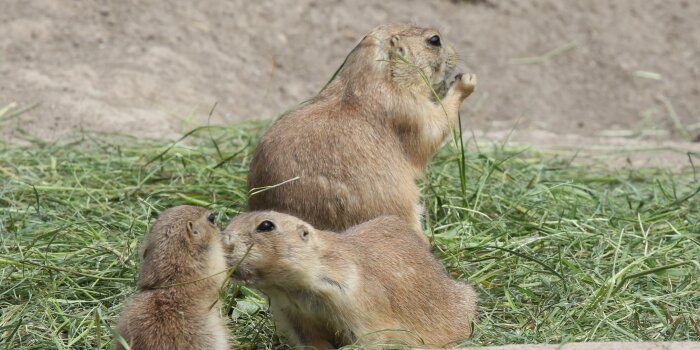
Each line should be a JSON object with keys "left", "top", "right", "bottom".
{"left": 141, "top": 245, "right": 150, "bottom": 260}
{"left": 390, "top": 34, "right": 400, "bottom": 47}
{"left": 390, "top": 34, "right": 405, "bottom": 57}
{"left": 187, "top": 221, "right": 196, "bottom": 235}
{"left": 297, "top": 224, "right": 311, "bottom": 242}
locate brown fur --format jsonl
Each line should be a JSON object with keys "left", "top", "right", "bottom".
{"left": 114, "top": 205, "right": 228, "bottom": 350}
{"left": 247, "top": 23, "right": 476, "bottom": 241}
{"left": 223, "top": 211, "right": 478, "bottom": 348}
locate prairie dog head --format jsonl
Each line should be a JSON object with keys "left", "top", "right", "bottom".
{"left": 222, "top": 211, "right": 318, "bottom": 289}
{"left": 138, "top": 205, "right": 224, "bottom": 289}
{"left": 337, "top": 23, "right": 457, "bottom": 98}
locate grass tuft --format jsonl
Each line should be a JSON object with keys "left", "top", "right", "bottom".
{"left": 1, "top": 123, "right": 699, "bottom": 348}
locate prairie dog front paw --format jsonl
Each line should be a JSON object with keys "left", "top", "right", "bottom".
{"left": 452, "top": 73, "right": 476, "bottom": 97}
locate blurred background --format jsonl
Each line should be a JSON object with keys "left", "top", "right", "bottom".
{"left": 2, "top": 0, "right": 699, "bottom": 164}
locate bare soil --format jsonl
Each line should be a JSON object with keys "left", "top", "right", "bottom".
{"left": 2, "top": 0, "right": 699, "bottom": 165}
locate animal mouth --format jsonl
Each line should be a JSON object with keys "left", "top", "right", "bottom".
{"left": 430, "top": 61, "right": 455, "bottom": 102}
{"left": 431, "top": 80, "right": 449, "bottom": 101}
{"left": 230, "top": 265, "right": 258, "bottom": 285}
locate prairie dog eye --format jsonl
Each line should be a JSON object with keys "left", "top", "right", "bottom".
{"left": 207, "top": 213, "right": 216, "bottom": 223}
{"left": 427, "top": 35, "right": 441, "bottom": 47}
{"left": 256, "top": 220, "right": 275, "bottom": 232}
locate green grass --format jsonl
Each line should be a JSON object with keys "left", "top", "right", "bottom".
{"left": 1, "top": 123, "right": 699, "bottom": 349}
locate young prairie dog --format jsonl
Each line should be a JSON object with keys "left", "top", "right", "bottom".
{"left": 248, "top": 23, "right": 476, "bottom": 241}
{"left": 115, "top": 205, "right": 228, "bottom": 350}
{"left": 223, "top": 211, "right": 478, "bottom": 348}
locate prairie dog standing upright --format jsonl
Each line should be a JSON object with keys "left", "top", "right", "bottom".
{"left": 115, "top": 205, "right": 228, "bottom": 350}
{"left": 223, "top": 211, "right": 478, "bottom": 348}
{"left": 247, "top": 23, "right": 476, "bottom": 240}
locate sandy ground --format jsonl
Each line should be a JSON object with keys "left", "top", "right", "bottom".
{"left": 1, "top": 0, "right": 699, "bottom": 166}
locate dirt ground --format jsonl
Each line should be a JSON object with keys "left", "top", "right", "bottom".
{"left": 2, "top": 0, "right": 699, "bottom": 166}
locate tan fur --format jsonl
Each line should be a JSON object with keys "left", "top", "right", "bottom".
{"left": 247, "top": 23, "right": 476, "bottom": 241}
{"left": 248, "top": 24, "right": 476, "bottom": 241}
{"left": 114, "top": 205, "right": 228, "bottom": 350}
{"left": 223, "top": 211, "right": 478, "bottom": 348}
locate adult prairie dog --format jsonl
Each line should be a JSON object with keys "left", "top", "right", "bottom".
{"left": 223, "top": 211, "right": 478, "bottom": 348}
{"left": 247, "top": 23, "right": 476, "bottom": 240}
{"left": 115, "top": 205, "right": 228, "bottom": 350}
